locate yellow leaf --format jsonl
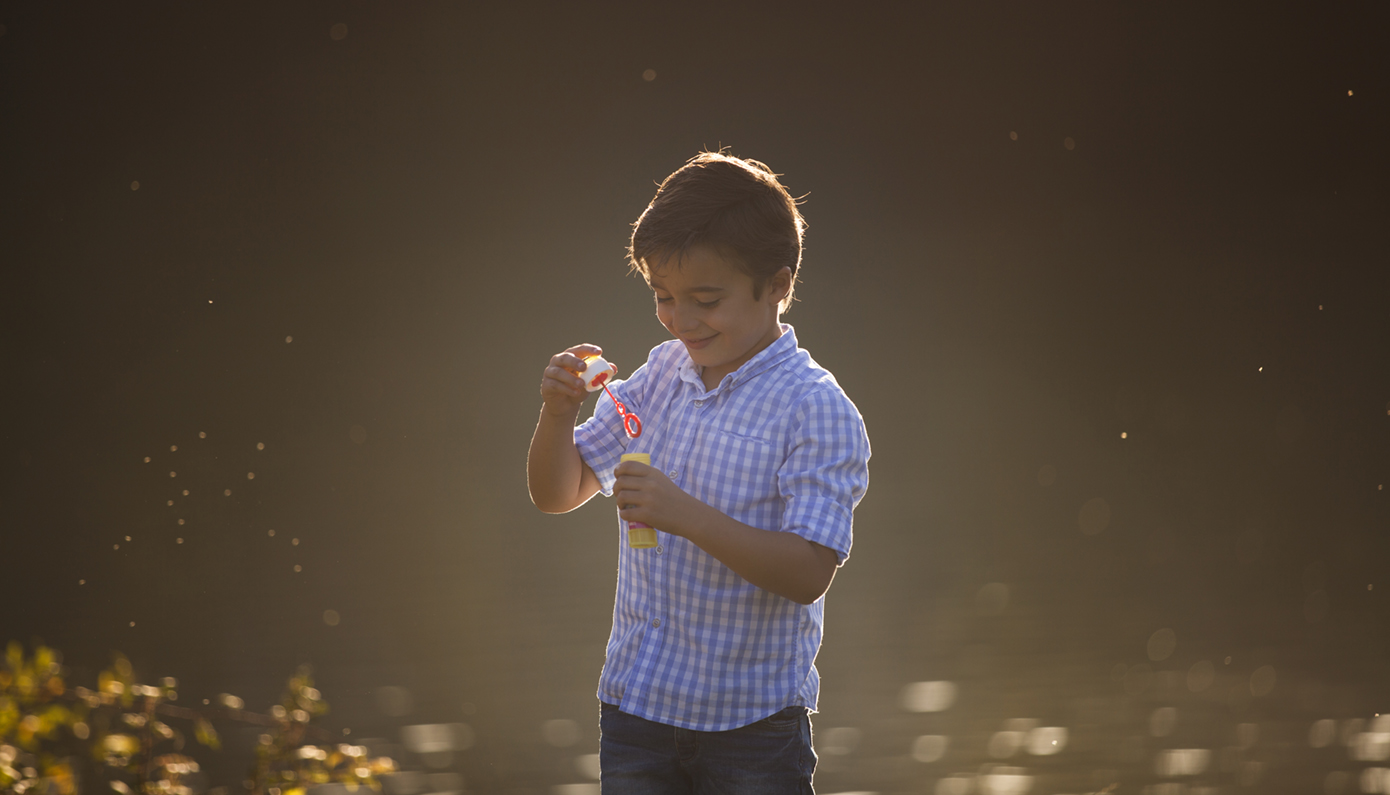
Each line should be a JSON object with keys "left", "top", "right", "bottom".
{"left": 34, "top": 648, "right": 54, "bottom": 675}
{"left": 194, "top": 718, "right": 221, "bottom": 750}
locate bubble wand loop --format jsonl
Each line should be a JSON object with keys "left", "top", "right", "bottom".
{"left": 601, "top": 381, "right": 643, "bottom": 439}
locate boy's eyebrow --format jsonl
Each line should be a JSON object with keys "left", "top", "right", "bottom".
{"left": 648, "top": 281, "right": 726, "bottom": 294}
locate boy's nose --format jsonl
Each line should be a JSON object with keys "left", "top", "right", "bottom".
{"left": 672, "top": 307, "right": 702, "bottom": 333}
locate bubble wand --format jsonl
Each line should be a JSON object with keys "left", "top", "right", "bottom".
{"left": 577, "top": 355, "right": 642, "bottom": 439}
{"left": 576, "top": 355, "right": 655, "bottom": 548}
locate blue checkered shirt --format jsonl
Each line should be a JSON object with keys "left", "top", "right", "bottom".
{"left": 573, "top": 324, "right": 871, "bottom": 731}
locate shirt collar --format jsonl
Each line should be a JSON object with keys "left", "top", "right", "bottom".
{"left": 677, "top": 323, "right": 799, "bottom": 395}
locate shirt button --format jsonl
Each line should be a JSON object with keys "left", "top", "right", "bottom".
{"left": 655, "top": 545, "right": 664, "bottom": 555}
{"left": 694, "top": 399, "right": 704, "bottom": 407}
{"left": 668, "top": 470, "right": 678, "bottom": 479}
{"left": 652, "top": 619, "right": 661, "bottom": 628}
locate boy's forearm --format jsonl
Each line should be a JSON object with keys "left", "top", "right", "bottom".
{"left": 527, "top": 407, "right": 587, "bottom": 513}
{"left": 672, "top": 501, "right": 837, "bottom": 605}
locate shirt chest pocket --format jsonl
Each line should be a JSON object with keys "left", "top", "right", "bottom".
{"left": 692, "top": 428, "right": 781, "bottom": 513}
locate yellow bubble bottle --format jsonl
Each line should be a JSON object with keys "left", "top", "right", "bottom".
{"left": 619, "top": 453, "right": 658, "bottom": 548}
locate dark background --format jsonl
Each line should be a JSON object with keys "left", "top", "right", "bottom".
{"left": 1, "top": 3, "right": 1387, "bottom": 793}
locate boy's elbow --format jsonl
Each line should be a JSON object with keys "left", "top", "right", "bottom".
{"left": 792, "top": 582, "right": 831, "bottom": 605}
{"left": 790, "top": 542, "right": 839, "bottom": 604}
{"left": 787, "top": 571, "right": 835, "bottom": 605}
{"left": 529, "top": 486, "right": 589, "bottom": 514}
{"left": 530, "top": 493, "right": 573, "bottom": 514}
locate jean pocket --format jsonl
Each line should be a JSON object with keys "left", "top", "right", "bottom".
{"left": 757, "top": 706, "right": 806, "bottom": 731}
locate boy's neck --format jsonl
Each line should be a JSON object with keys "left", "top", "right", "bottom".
{"left": 699, "top": 321, "right": 784, "bottom": 392}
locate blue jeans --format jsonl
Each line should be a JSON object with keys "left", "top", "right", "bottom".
{"left": 599, "top": 701, "right": 816, "bottom": 794}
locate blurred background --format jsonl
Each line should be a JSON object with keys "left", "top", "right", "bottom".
{"left": 1, "top": 3, "right": 1387, "bottom": 793}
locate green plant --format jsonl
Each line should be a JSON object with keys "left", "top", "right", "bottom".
{"left": 1, "top": 644, "right": 397, "bottom": 795}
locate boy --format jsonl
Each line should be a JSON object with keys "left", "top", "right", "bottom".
{"left": 527, "top": 151, "right": 870, "bottom": 793}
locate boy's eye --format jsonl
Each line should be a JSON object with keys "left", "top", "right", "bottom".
{"left": 653, "top": 295, "right": 718, "bottom": 308}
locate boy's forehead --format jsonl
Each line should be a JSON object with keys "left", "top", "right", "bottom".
{"left": 646, "top": 245, "right": 747, "bottom": 288}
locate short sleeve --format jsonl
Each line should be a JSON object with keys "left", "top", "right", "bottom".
{"left": 574, "top": 362, "right": 652, "bottom": 497}
{"left": 776, "top": 387, "right": 871, "bottom": 565}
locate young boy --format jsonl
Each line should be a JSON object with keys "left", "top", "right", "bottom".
{"left": 527, "top": 151, "right": 871, "bottom": 792}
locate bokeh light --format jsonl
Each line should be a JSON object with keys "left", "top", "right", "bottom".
{"left": 1310, "top": 719, "right": 1336, "bottom": 748}
{"left": 912, "top": 734, "right": 949, "bottom": 763}
{"left": 818, "top": 726, "right": 861, "bottom": 756}
{"left": 542, "top": 719, "right": 579, "bottom": 748}
{"left": 983, "top": 766, "right": 1034, "bottom": 795}
{"left": 1028, "top": 727, "right": 1068, "bottom": 755}
{"left": 574, "top": 753, "right": 600, "bottom": 780}
{"left": 1147, "top": 628, "right": 1177, "bottom": 661}
{"left": 902, "top": 681, "right": 958, "bottom": 712}
{"left": 1187, "top": 660, "right": 1215, "bottom": 692}
{"left": 1150, "top": 707, "right": 1177, "bottom": 737}
{"left": 1154, "top": 748, "right": 1210, "bottom": 776}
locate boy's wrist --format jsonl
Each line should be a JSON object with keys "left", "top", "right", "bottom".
{"left": 540, "top": 400, "right": 582, "bottom": 421}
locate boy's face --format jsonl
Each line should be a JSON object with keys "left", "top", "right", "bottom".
{"left": 647, "top": 245, "right": 791, "bottom": 389}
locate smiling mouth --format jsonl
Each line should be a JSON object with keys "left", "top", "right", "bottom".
{"left": 684, "top": 335, "right": 716, "bottom": 349}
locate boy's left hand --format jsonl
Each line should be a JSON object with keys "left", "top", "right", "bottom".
{"left": 614, "top": 459, "right": 702, "bottom": 537}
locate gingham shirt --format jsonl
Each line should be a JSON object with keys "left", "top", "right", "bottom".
{"left": 574, "top": 324, "right": 871, "bottom": 731}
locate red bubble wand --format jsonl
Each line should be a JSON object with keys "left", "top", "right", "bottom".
{"left": 581, "top": 356, "right": 643, "bottom": 439}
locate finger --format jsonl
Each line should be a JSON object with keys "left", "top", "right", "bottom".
{"left": 613, "top": 479, "right": 647, "bottom": 498}
{"left": 540, "top": 378, "right": 582, "bottom": 400}
{"left": 566, "top": 343, "right": 602, "bottom": 357}
{"left": 551, "top": 355, "right": 587, "bottom": 377}
{"left": 545, "top": 365, "right": 586, "bottom": 389}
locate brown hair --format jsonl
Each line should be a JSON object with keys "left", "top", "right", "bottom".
{"left": 628, "top": 151, "right": 806, "bottom": 313}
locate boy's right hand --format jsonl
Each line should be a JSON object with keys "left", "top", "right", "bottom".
{"left": 539, "top": 344, "right": 605, "bottom": 418}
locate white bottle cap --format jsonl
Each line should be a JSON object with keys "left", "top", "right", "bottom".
{"left": 578, "top": 355, "right": 618, "bottom": 392}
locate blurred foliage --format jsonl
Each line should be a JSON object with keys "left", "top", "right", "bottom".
{"left": 249, "top": 666, "right": 395, "bottom": 795}
{"left": 0, "top": 642, "right": 84, "bottom": 795}
{"left": 1, "top": 646, "right": 396, "bottom": 795}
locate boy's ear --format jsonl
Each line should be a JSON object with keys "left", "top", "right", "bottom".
{"left": 768, "top": 266, "right": 793, "bottom": 304}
